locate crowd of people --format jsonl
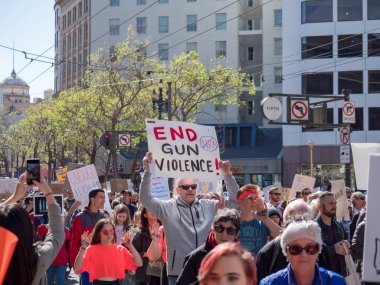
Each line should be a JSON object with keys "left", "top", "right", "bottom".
{"left": 0, "top": 151, "right": 368, "bottom": 285}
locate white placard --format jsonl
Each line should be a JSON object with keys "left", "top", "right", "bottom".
{"left": 151, "top": 176, "right": 170, "bottom": 200}
{"left": 66, "top": 164, "right": 101, "bottom": 209}
{"left": 330, "top": 180, "right": 350, "bottom": 222}
{"left": 289, "top": 174, "right": 316, "bottom": 200}
{"left": 0, "top": 178, "right": 18, "bottom": 194}
{"left": 363, "top": 154, "right": 380, "bottom": 283}
{"left": 351, "top": 143, "right": 380, "bottom": 190}
{"left": 145, "top": 119, "right": 221, "bottom": 180}
{"left": 340, "top": 145, "right": 350, "bottom": 164}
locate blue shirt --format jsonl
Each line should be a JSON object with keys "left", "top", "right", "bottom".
{"left": 238, "top": 219, "right": 269, "bottom": 257}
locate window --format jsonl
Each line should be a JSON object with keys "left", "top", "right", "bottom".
{"left": 73, "top": 7, "right": 77, "bottom": 22}
{"left": 240, "top": 127, "right": 251, "bottom": 146}
{"left": 136, "top": 17, "right": 147, "bottom": 34}
{"left": 369, "top": 108, "right": 380, "bottom": 130}
{"left": 137, "top": 0, "right": 146, "bottom": 4}
{"left": 274, "top": 38, "right": 282, "bottom": 56}
{"left": 247, "top": 101, "right": 254, "bottom": 115}
{"left": 338, "top": 0, "right": 362, "bottom": 21}
{"left": 73, "top": 56, "right": 77, "bottom": 74}
{"left": 216, "top": 13, "right": 227, "bottom": 30}
{"left": 248, "top": 0, "right": 253, "bottom": 7}
{"left": 368, "top": 34, "right": 380, "bottom": 56}
{"left": 368, "top": 70, "right": 380, "bottom": 93}
{"left": 187, "top": 15, "right": 197, "bottom": 32}
{"left": 68, "top": 11, "right": 72, "bottom": 26}
{"left": 62, "top": 63, "right": 66, "bottom": 79}
{"left": 274, "top": 9, "right": 282, "bottom": 27}
{"left": 73, "top": 31, "right": 77, "bottom": 49}
{"left": 248, "top": 47, "right": 254, "bottom": 60}
{"left": 78, "top": 53, "right": 82, "bottom": 74}
{"left": 78, "top": 26, "right": 82, "bottom": 45}
{"left": 186, "top": 42, "right": 197, "bottom": 53}
{"left": 84, "top": 23, "right": 88, "bottom": 41}
{"left": 68, "top": 35, "right": 71, "bottom": 52}
{"left": 225, "top": 128, "right": 235, "bottom": 146}
{"left": 338, "top": 108, "right": 363, "bottom": 130}
{"left": 84, "top": 0, "right": 89, "bottom": 13}
{"left": 301, "top": 36, "right": 333, "bottom": 59}
{"left": 158, "top": 43, "right": 169, "bottom": 60}
{"left": 63, "top": 15, "right": 67, "bottom": 29}
{"left": 63, "top": 38, "right": 66, "bottom": 55}
{"left": 248, "top": 19, "right": 254, "bottom": 30}
{"left": 159, "top": 0, "right": 168, "bottom": 3}
{"left": 274, "top": 66, "right": 282, "bottom": 84}
{"left": 158, "top": 16, "right": 169, "bottom": 33}
{"left": 338, "top": 34, "right": 362, "bottom": 57}
{"left": 301, "top": 0, "right": 333, "bottom": 24}
{"left": 216, "top": 41, "right": 227, "bottom": 57}
{"left": 83, "top": 50, "right": 88, "bottom": 67}
{"left": 78, "top": 2, "right": 83, "bottom": 17}
{"left": 109, "top": 19, "right": 120, "bottom": 35}
{"left": 368, "top": 0, "right": 380, "bottom": 20}
{"left": 302, "top": 72, "right": 333, "bottom": 94}
{"left": 110, "top": 0, "right": 120, "bottom": 6}
{"left": 338, "top": 71, "right": 363, "bottom": 94}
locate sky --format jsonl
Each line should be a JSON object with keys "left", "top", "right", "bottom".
{"left": 0, "top": 1, "right": 55, "bottom": 100}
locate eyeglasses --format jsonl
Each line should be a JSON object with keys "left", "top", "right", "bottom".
{"left": 271, "top": 193, "right": 281, "bottom": 196}
{"left": 214, "top": 224, "right": 238, "bottom": 235}
{"left": 178, "top": 184, "right": 197, "bottom": 190}
{"left": 287, "top": 243, "right": 319, "bottom": 255}
{"left": 101, "top": 229, "right": 115, "bottom": 236}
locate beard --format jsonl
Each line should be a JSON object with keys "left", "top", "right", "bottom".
{"left": 322, "top": 204, "right": 336, "bottom": 218}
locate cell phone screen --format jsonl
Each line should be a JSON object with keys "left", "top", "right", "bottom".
{"left": 27, "top": 159, "right": 40, "bottom": 185}
{"left": 223, "top": 192, "right": 229, "bottom": 200}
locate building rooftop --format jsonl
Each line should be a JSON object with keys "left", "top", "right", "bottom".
{"left": 1, "top": 70, "right": 29, "bottom": 87}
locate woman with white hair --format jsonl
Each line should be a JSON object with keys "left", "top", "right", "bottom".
{"left": 259, "top": 220, "right": 345, "bottom": 285}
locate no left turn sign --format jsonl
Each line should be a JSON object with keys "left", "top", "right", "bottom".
{"left": 340, "top": 127, "right": 350, "bottom": 145}
{"left": 118, "top": 134, "right": 131, "bottom": 147}
{"left": 290, "top": 99, "right": 309, "bottom": 121}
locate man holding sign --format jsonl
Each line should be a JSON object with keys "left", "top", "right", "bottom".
{"left": 140, "top": 152, "right": 238, "bottom": 285}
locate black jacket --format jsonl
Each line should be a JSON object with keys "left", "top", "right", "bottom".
{"left": 256, "top": 235, "right": 332, "bottom": 282}
{"left": 176, "top": 237, "right": 214, "bottom": 285}
{"left": 132, "top": 228, "right": 153, "bottom": 283}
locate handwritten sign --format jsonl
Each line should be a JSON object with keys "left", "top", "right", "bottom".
{"left": 330, "top": 180, "right": 350, "bottom": 221}
{"left": 0, "top": 179, "right": 18, "bottom": 194}
{"left": 289, "top": 174, "right": 315, "bottom": 200}
{"left": 151, "top": 176, "right": 170, "bottom": 200}
{"left": 66, "top": 164, "right": 100, "bottom": 209}
{"left": 146, "top": 119, "right": 220, "bottom": 180}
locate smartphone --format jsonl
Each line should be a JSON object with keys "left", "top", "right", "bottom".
{"left": 223, "top": 192, "right": 229, "bottom": 201}
{"left": 27, "top": 158, "right": 40, "bottom": 185}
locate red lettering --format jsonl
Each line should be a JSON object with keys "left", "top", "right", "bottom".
{"left": 153, "top": 126, "right": 166, "bottom": 140}
{"left": 186, "top": 128, "right": 197, "bottom": 142}
{"left": 170, "top": 126, "right": 184, "bottom": 140}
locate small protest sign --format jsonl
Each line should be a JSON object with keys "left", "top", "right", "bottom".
{"left": 330, "top": 180, "right": 350, "bottom": 221}
{"left": 66, "top": 164, "right": 100, "bottom": 209}
{"left": 289, "top": 174, "right": 315, "bottom": 200}
{"left": 141, "top": 172, "right": 170, "bottom": 200}
{"left": 198, "top": 181, "right": 218, "bottom": 193}
{"left": 145, "top": 119, "right": 220, "bottom": 180}
{"left": 110, "top": 179, "right": 129, "bottom": 193}
{"left": 33, "top": 194, "right": 64, "bottom": 217}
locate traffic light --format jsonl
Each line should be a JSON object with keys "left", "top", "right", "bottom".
{"left": 105, "top": 132, "right": 110, "bottom": 147}
{"left": 99, "top": 132, "right": 112, "bottom": 149}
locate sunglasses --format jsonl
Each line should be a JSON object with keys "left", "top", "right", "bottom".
{"left": 178, "top": 184, "right": 197, "bottom": 190}
{"left": 271, "top": 193, "right": 281, "bottom": 196}
{"left": 356, "top": 197, "right": 365, "bottom": 200}
{"left": 287, "top": 243, "right": 319, "bottom": 255}
{"left": 101, "top": 229, "right": 115, "bottom": 236}
{"left": 214, "top": 224, "right": 238, "bottom": 235}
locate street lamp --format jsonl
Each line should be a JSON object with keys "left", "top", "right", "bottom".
{"left": 308, "top": 139, "right": 314, "bottom": 177}
{"left": 152, "top": 79, "right": 172, "bottom": 120}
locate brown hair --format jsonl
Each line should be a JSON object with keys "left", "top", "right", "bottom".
{"left": 91, "top": 219, "right": 117, "bottom": 245}
{"left": 112, "top": 204, "right": 131, "bottom": 228}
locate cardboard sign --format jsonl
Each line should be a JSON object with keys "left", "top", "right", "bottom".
{"left": 145, "top": 119, "right": 220, "bottom": 180}
{"left": 66, "top": 164, "right": 101, "bottom": 209}
{"left": 351, "top": 143, "right": 380, "bottom": 191}
{"left": 0, "top": 179, "right": 18, "bottom": 194}
{"left": 49, "top": 183, "right": 66, "bottom": 195}
{"left": 289, "top": 174, "right": 316, "bottom": 200}
{"left": 330, "top": 180, "right": 350, "bottom": 222}
{"left": 363, "top": 154, "right": 380, "bottom": 283}
{"left": 33, "top": 194, "right": 64, "bottom": 217}
{"left": 110, "top": 179, "right": 129, "bottom": 193}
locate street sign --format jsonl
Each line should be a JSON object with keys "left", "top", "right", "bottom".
{"left": 340, "top": 127, "right": 350, "bottom": 145}
{"left": 290, "top": 99, "right": 309, "bottom": 121}
{"left": 118, "top": 134, "right": 131, "bottom": 148}
{"left": 261, "top": 97, "right": 282, "bottom": 121}
{"left": 340, "top": 145, "right": 350, "bottom": 164}
{"left": 342, "top": 101, "right": 355, "bottom": 124}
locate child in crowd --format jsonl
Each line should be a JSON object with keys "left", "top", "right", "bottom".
{"left": 112, "top": 204, "right": 132, "bottom": 244}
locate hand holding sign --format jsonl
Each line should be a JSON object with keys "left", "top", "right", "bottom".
{"left": 219, "top": 160, "right": 232, "bottom": 176}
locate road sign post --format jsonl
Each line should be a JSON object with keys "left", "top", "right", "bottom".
{"left": 340, "top": 127, "right": 350, "bottom": 145}
{"left": 118, "top": 133, "right": 131, "bottom": 148}
{"left": 342, "top": 101, "right": 355, "bottom": 124}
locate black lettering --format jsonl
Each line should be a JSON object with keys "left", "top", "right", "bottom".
{"left": 166, "top": 159, "right": 170, "bottom": 171}
{"left": 162, "top": 143, "right": 173, "bottom": 155}
{"left": 187, "top": 144, "right": 199, "bottom": 156}
{"left": 191, "top": 160, "right": 200, "bottom": 171}
{"left": 207, "top": 160, "right": 213, "bottom": 172}
{"left": 155, "top": 159, "right": 164, "bottom": 171}
{"left": 184, "top": 160, "right": 190, "bottom": 171}
{"left": 172, "top": 160, "right": 178, "bottom": 171}
{"left": 175, "top": 145, "right": 185, "bottom": 155}
{"left": 179, "top": 160, "right": 185, "bottom": 172}
{"left": 199, "top": 159, "right": 206, "bottom": 171}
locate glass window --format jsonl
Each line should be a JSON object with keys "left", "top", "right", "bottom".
{"left": 63, "top": 15, "right": 66, "bottom": 29}
{"left": 158, "top": 43, "right": 169, "bottom": 60}
{"left": 73, "top": 31, "right": 77, "bottom": 49}
{"left": 68, "top": 11, "right": 72, "bottom": 26}
{"left": 368, "top": 70, "right": 380, "bottom": 93}
{"left": 274, "top": 66, "right": 282, "bottom": 84}
{"left": 136, "top": 17, "right": 147, "bottom": 34}
{"left": 78, "top": 2, "right": 83, "bottom": 17}
{"left": 84, "top": 22, "right": 88, "bottom": 41}
{"left": 137, "top": 0, "right": 146, "bottom": 4}
{"left": 301, "top": 0, "right": 333, "bottom": 24}
{"left": 302, "top": 72, "right": 333, "bottom": 94}
{"left": 109, "top": 19, "right": 120, "bottom": 35}
{"left": 68, "top": 35, "right": 71, "bottom": 52}
{"left": 63, "top": 39, "right": 66, "bottom": 55}
{"left": 274, "top": 38, "right": 282, "bottom": 56}
{"left": 368, "top": 0, "right": 380, "bottom": 20}
{"left": 240, "top": 127, "right": 251, "bottom": 146}
{"left": 78, "top": 26, "right": 82, "bottom": 45}
{"left": 84, "top": 0, "right": 89, "bottom": 13}
{"left": 301, "top": 36, "right": 333, "bottom": 59}
{"left": 368, "top": 34, "right": 380, "bottom": 57}
{"left": 158, "top": 16, "right": 169, "bottom": 33}
{"left": 73, "top": 7, "right": 77, "bottom": 22}
{"left": 110, "top": 0, "right": 120, "bottom": 6}
{"left": 248, "top": 47, "right": 254, "bottom": 60}
{"left": 338, "top": 108, "right": 363, "bottom": 130}
{"left": 186, "top": 42, "right": 197, "bottom": 53}
{"left": 274, "top": 9, "right": 282, "bottom": 27}
{"left": 187, "top": 15, "right": 197, "bottom": 32}
{"left": 248, "top": 0, "right": 253, "bottom": 7}
{"left": 338, "top": 0, "right": 362, "bottom": 21}
{"left": 225, "top": 127, "right": 235, "bottom": 146}
{"left": 247, "top": 101, "right": 254, "bottom": 115}
{"left": 369, "top": 108, "right": 380, "bottom": 130}
{"left": 338, "top": 34, "right": 362, "bottom": 57}
{"left": 216, "top": 41, "right": 227, "bottom": 57}
{"left": 248, "top": 19, "right": 254, "bottom": 30}
{"left": 338, "top": 71, "right": 363, "bottom": 94}
{"left": 216, "top": 13, "right": 227, "bottom": 30}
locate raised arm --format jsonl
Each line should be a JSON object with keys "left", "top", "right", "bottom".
{"left": 2, "top": 173, "right": 29, "bottom": 205}
{"left": 220, "top": 160, "right": 239, "bottom": 209}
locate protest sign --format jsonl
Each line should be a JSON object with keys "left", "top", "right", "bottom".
{"left": 330, "top": 180, "right": 350, "bottom": 222}
{"left": 140, "top": 172, "right": 170, "bottom": 200}
{"left": 289, "top": 174, "right": 315, "bottom": 200}
{"left": 351, "top": 143, "right": 380, "bottom": 190}
{"left": 103, "top": 192, "right": 114, "bottom": 217}
{"left": 110, "top": 179, "right": 129, "bottom": 193}
{"left": 363, "top": 154, "right": 380, "bottom": 283}
{"left": 0, "top": 179, "right": 18, "bottom": 194}
{"left": 66, "top": 164, "right": 100, "bottom": 209}
{"left": 145, "top": 119, "right": 220, "bottom": 180}
{"left": 198, "top": 181, "right": 218, "bottom": 193}
{"left": 0, "top": 227, "right": 18, "bottom": 285}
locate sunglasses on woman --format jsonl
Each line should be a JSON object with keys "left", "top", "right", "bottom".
{"left": 287, "top": 243, "right": 319, "bottom": 255}
{"left": 214, "top": 224, "right": 238, "bottom": 235}
{"left": 178, "top": 184, "right": 197, "bottom": 190}
{"left": 101, "top": 229, "right": 115, "bottom": 236}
